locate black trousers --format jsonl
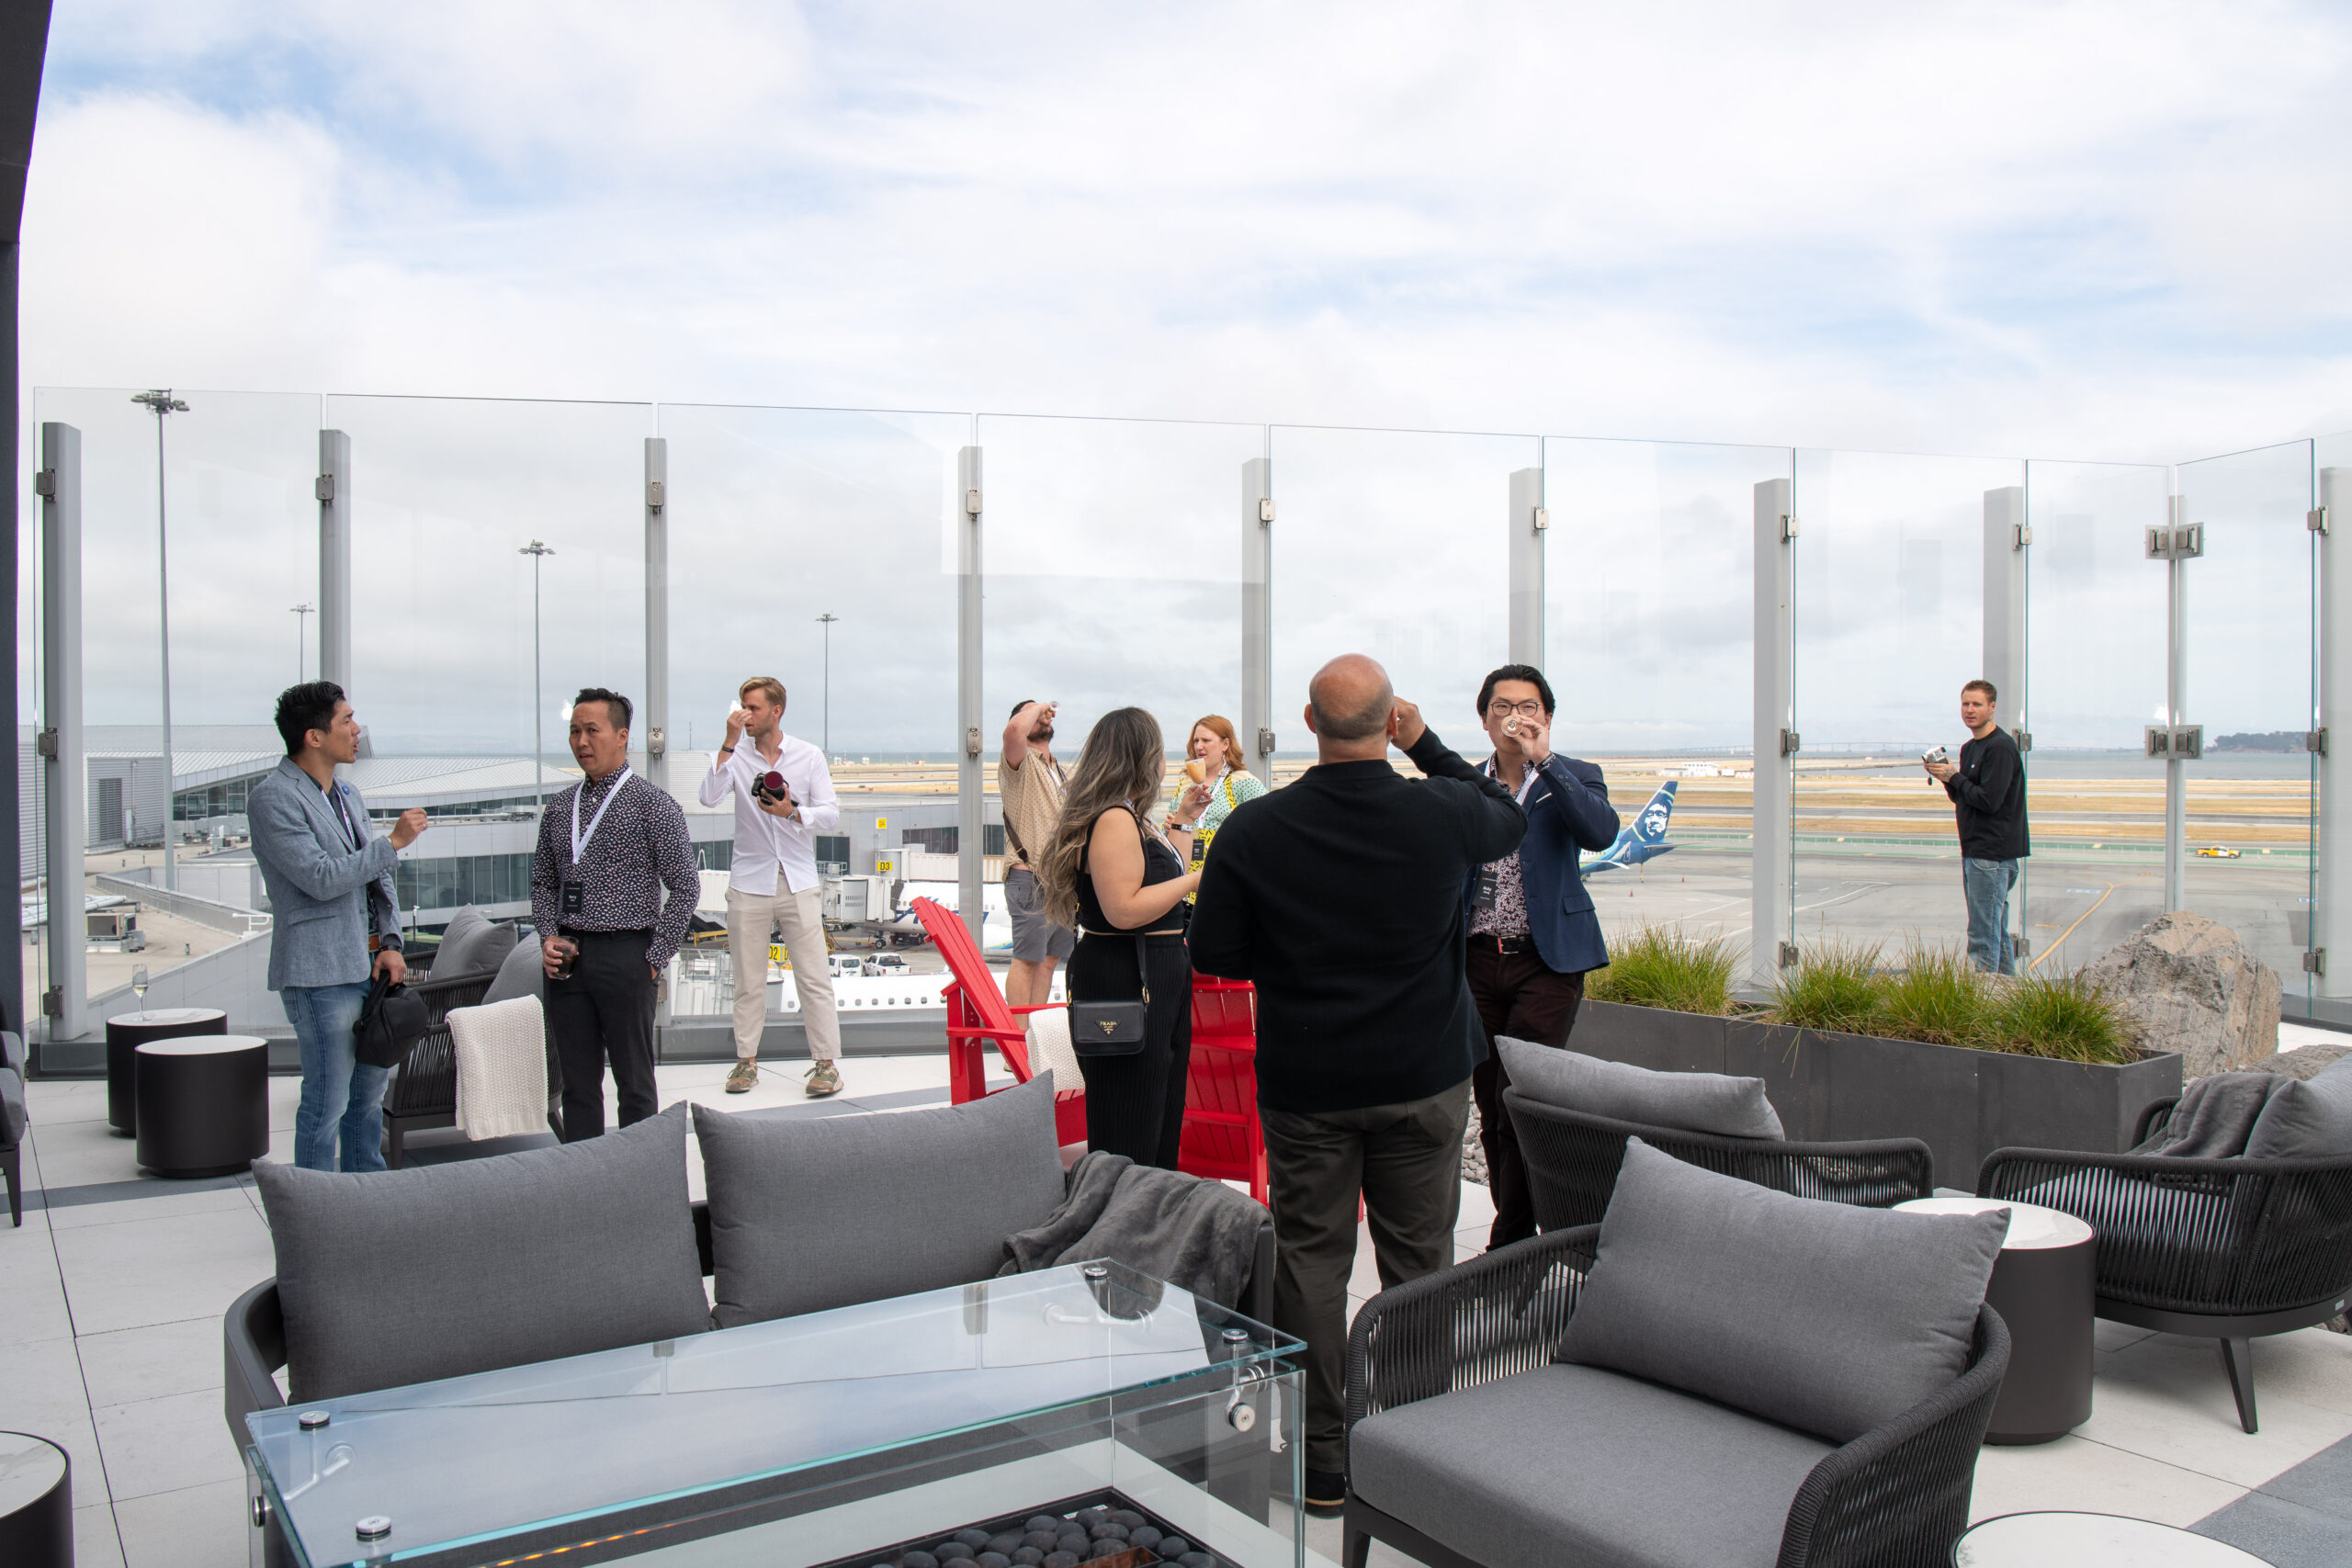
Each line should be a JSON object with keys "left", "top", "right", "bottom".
{"left": 1466, "top": 942, "right": 1587, "bottom": 1247}
{"left": 546, "top": 928, "right": 660, "bottom": 1142}
{"left": 1069, "top": 931, "right": 1193, "bottom": 1168}
{"left": 1261, "top": 1080, "right": 1472, "bottom": 1476}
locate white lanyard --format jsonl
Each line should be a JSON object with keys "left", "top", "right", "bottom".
{"left": 571, "top": 767, "right": 633, "bottom": 864}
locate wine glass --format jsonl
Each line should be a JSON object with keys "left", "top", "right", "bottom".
{"left": 130, "top": 964, "right": 150, "bottom": 1010}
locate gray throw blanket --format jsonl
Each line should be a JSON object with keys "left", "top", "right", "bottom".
{"left": 2132, "top": 1071, "right": 2292, "bottom": 1157}
{"left": 999, "top": 1151, "right": 1268, "bottom": 1309}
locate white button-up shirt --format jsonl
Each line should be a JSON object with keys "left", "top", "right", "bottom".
{"left": 695, "top": 730, "right": 843, "bottom": 896}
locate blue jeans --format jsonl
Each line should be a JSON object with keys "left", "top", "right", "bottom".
{"left": 1963, "top": 857, "right": 2020, "bottom": 976}
{"left": 285, "top": 980, "right": 387, "bottom": 1172}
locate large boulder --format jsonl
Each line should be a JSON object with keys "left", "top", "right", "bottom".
{"left": 2082, "top": 912, "right": 2281, "bottom": 1077}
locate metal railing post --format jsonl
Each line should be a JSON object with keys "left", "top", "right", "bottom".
{"left": 2317, "top": 467, "right": 2348, "bottom": 997}
{"left": 1241, "top": 450, "right": 1274, "bottom": 786}
{"left": 643, "top": 436, "right": 670, "bottom": 792}
{"left": 39, "top": 422, "right": 86, "bottom": 1043}
{"left": 1752, "top": 477, "right": 1795, "bottom": 988}
{"left": 957, "top": 445, "right": 985, "bottom": 944}
{"left": 2165, "top": 493, "right": 2188, "bottom": 913}
{"left": 1509, "top": 465, "right": 1545, "bottom": 667}
{"left": 1984, "top": 483, "right": 2029, "bottom": 956}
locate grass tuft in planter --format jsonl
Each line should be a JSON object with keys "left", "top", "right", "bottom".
{"left": 1584, "top": 924, "right": 1737, "bottom": 1016}
{"left": 1769, "top": 940, "right": 1884, "bottom": 1034}
{"left": 1877, "top": 944, "right": 1984, "bottom": 1045}
{"left": 1984, "top": 972, "right": 2133, "bottom": 1064}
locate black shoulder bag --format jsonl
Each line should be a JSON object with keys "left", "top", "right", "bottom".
{"left": 1068, "top": 931, "right": 1151, "bottom": 1058}
{"left": 353, "top": 880, "right": 428, "bottom": 1070}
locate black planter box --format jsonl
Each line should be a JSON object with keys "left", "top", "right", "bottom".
{"left": 1570, "top": 1001, "right": 2183, "bottom": 1189}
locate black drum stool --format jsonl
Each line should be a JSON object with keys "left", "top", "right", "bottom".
{"left": 106, "top": 1007, "right": 227, "bottom": 1135}
{"left": 0, "top": 1432, "right": 71, "bottom": 1567}
{"left": 1898, "top": 1195, "right": 2096, "bottom": 1443}
{"left": 135, "top": 1034, "right": 269, "bottom": 1179}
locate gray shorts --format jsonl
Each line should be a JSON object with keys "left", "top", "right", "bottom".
{"left": 1004, "top": 866, "right": 1075, "bottom": 963}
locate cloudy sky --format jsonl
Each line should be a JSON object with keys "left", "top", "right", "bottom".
{"left": 22, "top": 1, "right": 2352, "bottom": 464}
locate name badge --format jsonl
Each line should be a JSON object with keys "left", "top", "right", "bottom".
{"left": 1473, "top": 865, "right": 1501, "bottom": 912}
{"left": 561, "top": 880, "right": 584, "bottom": 917}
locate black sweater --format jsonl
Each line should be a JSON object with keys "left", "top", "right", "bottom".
{"left": 1943, "top": 727, "right": 2030, "bottom": 861}
{"left": 1188, "top": 729, "right": 1526, "bottom": 1113}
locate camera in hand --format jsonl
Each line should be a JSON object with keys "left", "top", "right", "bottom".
{"left": 753, "top": 771, "right": 791, "bottom": 806}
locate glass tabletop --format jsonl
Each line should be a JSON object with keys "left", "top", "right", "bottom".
{"left": 247, "top": 1260, "right": 1298, "bottom": 1566}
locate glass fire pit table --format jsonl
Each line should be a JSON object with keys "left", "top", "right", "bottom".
{"left": 243, "top": 1260, "right": 1304, "bottom": 1568}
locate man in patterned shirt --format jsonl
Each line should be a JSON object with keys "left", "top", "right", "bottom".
{"left": 1463, "top": 664, "right": 1620, "bottom": 1248}
{"left": 531, "top": 687, "right": 699, "bottom": 1140}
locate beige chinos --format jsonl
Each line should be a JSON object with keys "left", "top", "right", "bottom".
{"left": 727, "top": 885, "right": 841, "bottom": 1064}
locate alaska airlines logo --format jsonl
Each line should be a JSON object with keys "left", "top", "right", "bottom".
{"left": 1641, "top": 804, "right": 1670, "bottom": 839}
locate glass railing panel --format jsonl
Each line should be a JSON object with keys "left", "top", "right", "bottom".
{"left": 2022, "top": 460, "right": 2171, "bottom": 974}
{"left": 656, "top": 403, "right": 967, "bottom": 1027}
{"left": 2177, "top": 439, "right": 2315, "bottom": 994}
{"left": 1792, "top": 448, "right": 2025, "bottom": 964}
{"left": 26, "top": 387, "right": 322, "bottom": 1043}
{"left": 1269, "top": 426, "right": 1530, "bottom": 777}
{"left": 2315, "top": 431, "right": 2352, "bottom": 1022}
{"left": 1544, "top": 437, "right": 1786, "bottom": 960}
{"left": 323, "top": 395, "right": 654, "bottom": 953}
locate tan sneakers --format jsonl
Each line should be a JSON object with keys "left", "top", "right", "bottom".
{"left": 725, "top": 1059, "right": 759, "bottom": 1094}
{"left": 805, "top": 1061, "right": 843, "bottom": 1098}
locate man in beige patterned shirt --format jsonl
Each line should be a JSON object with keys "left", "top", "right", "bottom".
{"left": 999, "top": 699, "right": 1074, "bottom": 1010}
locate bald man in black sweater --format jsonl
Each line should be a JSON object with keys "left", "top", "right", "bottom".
{"left": 1190, "top": 653, "right": 1525, "bottom": 1515}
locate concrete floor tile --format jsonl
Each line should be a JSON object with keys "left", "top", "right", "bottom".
{"left": 2094, "top": 1319, "right": 2160, "bottom": 1353}
{"left": 113, "top": 1476, "right": 250, "bottom": 1568}
{"left": 1453, "top": 1179, "right": 1496, "bottom": 1233}
{"left": 52, "top": 1205, "right": 275, "bottom": 1337}
{"left": 22, "top": 1118, "right": 146, "bottom": 1189}
{"left": 75, "top": 1502, "right": 127, "bottom": 1568}
{"left": 2079, "top": 1336, "right": 2352, "bottom": 1485}
{"left": 26, "top": 1079, "right": 113, "bottom": 1124}
{"left": 0, "top": 1335, "right": 107, "bottom": 1494}
{"left": 1969, "top": 1435, "right": 2247, "bottom": 1527}
{"left": 47, "top": 1183, "right": 259, "bottom": 1232}
{"left": 94, "top": 1386, "right": 248, "bottom": 1500}
{"left": 76, "top": 1315, "right": 225, "bottom": 1409}
{"left": 2220, "top": 1326, "right": 2352, "bottom": 1419}
{"left": 0, "top": 1254, "right": 75, "bottom": 1348}
{"left": 2193, "top": 1488, "right": 2352, "bottom": 1568}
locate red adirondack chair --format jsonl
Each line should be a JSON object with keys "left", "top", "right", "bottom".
{"left": 1180, "top": 975, "right": 1267, "bottom": 1203}
{"left": 914, "top": 896, "right": 1087, "bottom": 1146}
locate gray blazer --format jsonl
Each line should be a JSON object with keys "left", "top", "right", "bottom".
{"left": 248, "top": 758, "right": 402, "bottom": 991}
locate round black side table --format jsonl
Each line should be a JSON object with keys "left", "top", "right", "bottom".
{"left": 105, "top": 1007, "right": 228, "bottom": 1135}
{"left": 0, "top": 1431, "right": 71, "bottom": 1567}
{"left": 1956, "top": 1510, "right": 2275, "bottom": 1564}
{"left": 135, "top": 1034, "right": 269, "bottom": 1178}
{"left": 1898, "top": 1196, "right": 2096, "bottom": 1444}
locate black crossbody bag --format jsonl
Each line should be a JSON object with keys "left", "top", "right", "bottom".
{"left": 1068, "top": 930, "right": 1152, "bottom": 1058}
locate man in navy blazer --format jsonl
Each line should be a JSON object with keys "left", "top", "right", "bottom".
{"left": 1461, "top": 663, "right": 1619, "bottom": 1247}
{"left": 248, "top": 682, "right": 428, "bottom": 1173}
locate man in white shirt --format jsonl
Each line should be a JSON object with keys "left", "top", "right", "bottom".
{"left": 698, "top": 677, "right": 846, "bottom": 1098}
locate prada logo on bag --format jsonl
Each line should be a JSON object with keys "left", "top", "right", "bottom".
{"left": 1098, "top": 1021, "right": 1120, "bottom": 1036}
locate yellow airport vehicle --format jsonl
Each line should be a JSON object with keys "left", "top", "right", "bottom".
{"left": 2195, "top": 844, "right": 2242, "bottom": 859}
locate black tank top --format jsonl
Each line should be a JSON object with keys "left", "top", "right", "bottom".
{"left": 1076, "top": 807, "right": 1188, "bottom": 935}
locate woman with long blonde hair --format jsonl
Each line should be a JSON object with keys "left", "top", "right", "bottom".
{"left": 1036, "top": 707, "right": 1212, "bottom": 1168}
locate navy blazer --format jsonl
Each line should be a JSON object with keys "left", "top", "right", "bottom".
{"left": 1461, "top": 752, "right": 1619, "bottom": 976}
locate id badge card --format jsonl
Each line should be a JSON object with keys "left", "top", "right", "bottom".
{"left": 561, "top": 879, "right": 584, "bottom": 917}
{"left": 1473, "top": 865, "right": 1501, "bottom": 912}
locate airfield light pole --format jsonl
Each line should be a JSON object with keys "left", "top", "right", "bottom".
{"left": 291, "top": 603, "right": 313, "bottom": 682}
{"left": 520, "top": 541, "right": 555, "bottom": 813}
{"left": 816, "top": 612, "right": 839, "bottom": 758}
{"left": 133, "top": 389, "right": 188, "bottom": 889}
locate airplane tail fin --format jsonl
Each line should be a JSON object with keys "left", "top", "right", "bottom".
{"left": 1632, "top": 780, "right": 1678, "bottom": 845}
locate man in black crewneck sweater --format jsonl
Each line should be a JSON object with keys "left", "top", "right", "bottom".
{"left": 1191, "top": 653, "right": 1525, "bottom": 1513}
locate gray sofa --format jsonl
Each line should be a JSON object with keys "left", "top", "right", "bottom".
{"left": 1343, "top": 1140, "right": 2011, "bottom": 1568}
{"left": 225, "top": 1072, "right": 1272, "bottom": 1431}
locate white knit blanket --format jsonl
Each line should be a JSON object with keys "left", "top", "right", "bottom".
{"left": 1027, "top": 1006, "right": 1082, "bottom": 1101}
{"left": 449, "top": 995, "right": 548, "bottom": 1141}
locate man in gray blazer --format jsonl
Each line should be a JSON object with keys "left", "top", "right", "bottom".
{"left": 249, "top": 682, "right": 428, "bottom": 1172}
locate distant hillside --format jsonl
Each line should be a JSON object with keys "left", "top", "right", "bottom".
{"left": 2211, "top": 730, "right": 2306, "bottom": 752}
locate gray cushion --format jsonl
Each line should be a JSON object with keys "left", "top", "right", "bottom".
{"left": 433, "top": 907, "right": 516, "bottom": 981}
{"left": 1, "top": 1030, "right": 23, "bottom": 1075}
{"left": 2246, "top": 1055, "right": 2352, "bottom": 1159}
{"left": 1351, "top": 1362, "right": 1830, "bottom": 1568}
{"left": 254, "top": 1102, "right": 708, "bottom": 1402}
{"left": 0, "top": 1066, "right": 23, "bottom": 1145}
{"left": 1498, "top": 1036, "right": 1783, "bottom": 1139}
{"left": 1559, "top": 1138, "right": 2004, "bottom": 1443}
{"left": 481, "top": 936, "right": 546, "bottom": 1007}
{"left": 694, "top": 1071, "right": 1067, "bottom": 1327}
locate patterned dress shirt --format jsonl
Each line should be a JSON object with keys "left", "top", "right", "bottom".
{"left": 528, "top": 768, "right": 700, "bottom": 968}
